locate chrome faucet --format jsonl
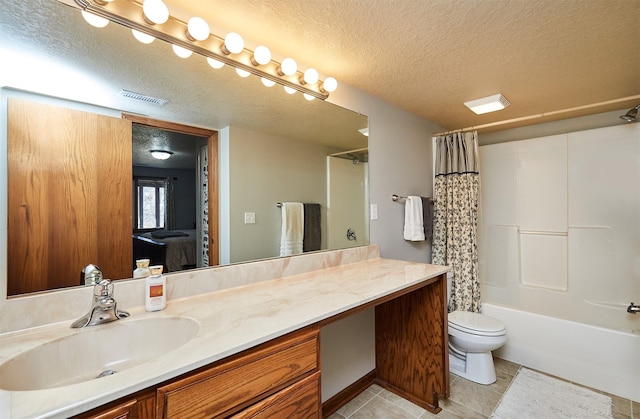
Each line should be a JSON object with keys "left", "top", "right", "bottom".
{"left": 71, "top": 265, "right": 130, "bottom": 328}
{"left": 627, "top": 302, "right": 640, "bottom": 314}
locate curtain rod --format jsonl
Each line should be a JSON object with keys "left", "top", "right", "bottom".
{"left": 433, "top": 95, "right": 640, "bottom": 137}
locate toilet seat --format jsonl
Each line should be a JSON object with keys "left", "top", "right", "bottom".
{"left": 448, "top": 311, "right": 506, "bottom": 337}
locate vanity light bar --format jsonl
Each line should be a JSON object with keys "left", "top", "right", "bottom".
{"left": 70, "top": 0, "right": 334, "bottom": 100}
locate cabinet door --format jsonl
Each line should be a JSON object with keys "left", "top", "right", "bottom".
{"left": 230, "top": 371, "right": 320, "bottom": 419}
{"left": 7, "top": 98, "right": 132, "bottom": 294}
{"left": 157, "top": 326, "right": 319, "bottom": 418}
{"left": 375, "top": 277, "right": 449, "bottom": 412}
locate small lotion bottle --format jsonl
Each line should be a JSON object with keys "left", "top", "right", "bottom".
{"left": 145, "top": 265, "right": 166, "bottom": 312}
{"left": 133, "top": 258, "right": 151, "bottom": 279}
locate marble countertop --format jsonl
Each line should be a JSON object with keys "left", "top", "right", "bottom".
{"left": 0, "top": 257, "right": 448, "bottom": 418}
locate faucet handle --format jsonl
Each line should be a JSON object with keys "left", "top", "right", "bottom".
{"left": 93, "top": 278, "right": 113, "bottom": 298}
{"left": 81, "top": 264, "right": 103, "bottom": 285}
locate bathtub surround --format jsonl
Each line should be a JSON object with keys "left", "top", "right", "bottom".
{"left": 432, "top": 131, "right": 481, "bottom": 312}
{"left": 479, "top": 123, "right": 640, "bottom": 402}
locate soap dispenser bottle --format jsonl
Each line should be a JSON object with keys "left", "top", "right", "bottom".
{"left": 133, "top": 258, "right": 151, "bottom": 279}
{"left": 145, "top": 265, "right": 166, "bottom": 312}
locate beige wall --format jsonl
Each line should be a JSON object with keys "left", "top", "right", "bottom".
{"left": 220, "top": 125, "right": 334, "bottom": 264}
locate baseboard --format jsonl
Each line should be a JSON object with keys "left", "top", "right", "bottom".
{"left": 321, "top": 370, "right": 376, "bottom": 418}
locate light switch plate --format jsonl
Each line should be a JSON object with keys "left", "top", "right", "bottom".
{"left": 370, "top": 204, "right": 378, "bottom": 220}
{"left": 244, "top": 212, "right": 256, "bottom": 224}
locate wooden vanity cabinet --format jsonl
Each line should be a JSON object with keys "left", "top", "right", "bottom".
{"left": 76, "top": 325, "right": 320, "bottom": 419}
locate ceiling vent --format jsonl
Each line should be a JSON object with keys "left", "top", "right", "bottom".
{"left": 119, "top": 89, "right": 168, "bottom": 106}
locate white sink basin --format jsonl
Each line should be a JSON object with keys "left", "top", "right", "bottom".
{"left": 0, "top": 316, "right": 199, "bottom": 391}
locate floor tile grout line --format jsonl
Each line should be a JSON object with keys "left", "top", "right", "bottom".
{"left": 377, "top": 394, "right": 423, "bottom": 419}
{"left": 341, "top": 390, "right": 377, "bottom": 419}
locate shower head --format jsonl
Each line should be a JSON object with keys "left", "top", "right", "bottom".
{"left": 620, "top": 105, "right": 640, "bottom": 122}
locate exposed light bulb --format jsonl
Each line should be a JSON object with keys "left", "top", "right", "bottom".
{"left": 81, "top": 11, "right": 109, "bottom": 28}
{"left": 303, "top": 94, "right": 315, "bottom": 101}
{"left": 172, "top": 44, "right": 192, "bottom": 58}
{"left": 187, "top": 17, "right": 210, "bottom": 41}
{"left": 251, "top": 46, "right": 271, "bottom": 66}
{"left": 278, "top": 58, "right": 297, "bottom": 76}
{"left": 261, "top": 78, "right": 276, "bottom": 87}
{"left": 302, "top": 68, "right": 319, "bottom": 85}
{"left": 284, "top": 86, "right": 297, "bottom": 95}
{"left": 142, "top": 0, "right": 169, "bottom": 25}
{"left": 222, "top": 32, "right": 244, "bottom": 54}
{"left": 321, "top": 77, "right": 338, "bottom": 93}
{"left": 235, "top": 68, "right": 251, "bottom": 78}
{"left": 132, "top": 29, "right": 155, "bottom": 44}
{"left": 207, "top": 57, "right": 224, "bottom": 69}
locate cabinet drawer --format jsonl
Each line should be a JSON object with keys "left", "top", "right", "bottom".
{"left": 230, "top": 371, "right": 320, "bottom": 419}
{"left": 74, "top": 389, "right": 155, "bottom": 419}
{"left": 157, "top": 326, "right": 318, "bottom": 418}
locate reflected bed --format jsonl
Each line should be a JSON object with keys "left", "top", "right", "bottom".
{"left": 133, "top": 230, "right": 197, "bottom": 272}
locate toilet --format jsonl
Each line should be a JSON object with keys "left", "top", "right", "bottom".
{"left": 447, "top": 277, "right": 507, "bottom": 385}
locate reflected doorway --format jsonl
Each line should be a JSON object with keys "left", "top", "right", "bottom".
{"left": 124, "top": 115, "right": 219, "bottom": 270}
{"left": 327, "top": 149, "right": 369, "bottom": 249}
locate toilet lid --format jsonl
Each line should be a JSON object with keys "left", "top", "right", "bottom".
{"left": 448, "top": 311, "right": 506, "bottom": 337}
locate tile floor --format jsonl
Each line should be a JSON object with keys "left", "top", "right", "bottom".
{"left": 327, "top": 358, "right": 639, "bottom": 419}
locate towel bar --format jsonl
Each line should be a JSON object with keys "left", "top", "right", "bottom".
{"left": 392, "top": 194, "right": 434, "bottom": 203}
{"left": 276, "top": 203, "right": 322, "bottom": 208}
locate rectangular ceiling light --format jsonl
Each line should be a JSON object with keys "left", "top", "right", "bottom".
{"left": 464, "top": 94, "right": 510, "bottom": 114}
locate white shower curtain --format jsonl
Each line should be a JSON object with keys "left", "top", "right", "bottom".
{"left": 432, "top": 131, "right": 481, "bottom": 312}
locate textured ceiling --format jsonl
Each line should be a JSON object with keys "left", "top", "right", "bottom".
{"left": 167, "top": 0, "right": 640, "bottom": 132}
{"left": 0, "top": 0, "right": 368, "bottom": 158}
{"left": 2, "top": 0, "right": 638, "bottom": 139}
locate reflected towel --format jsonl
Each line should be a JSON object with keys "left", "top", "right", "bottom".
{"left": 280, "top": 202, "right": 304, "bottom": 256}
{"left": 403, "top": 196, "right": 425, "bottom": 241}
{"left": 421, "top": 197, "right": 433, "bottom": 239}
{"left": 303, "top": 203, "right": 321, "bottom": 252}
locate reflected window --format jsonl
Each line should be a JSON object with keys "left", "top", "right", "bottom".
{"left": 134, "top": 177, "right": 166, "bottom": 230}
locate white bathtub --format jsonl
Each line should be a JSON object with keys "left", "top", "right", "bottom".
{"left": 482, "top": 303, "right": 640, "bottom": 402}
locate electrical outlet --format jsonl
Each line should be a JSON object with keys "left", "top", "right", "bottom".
{"left": 244, "top": 212, "right": 256, "bottom": 224}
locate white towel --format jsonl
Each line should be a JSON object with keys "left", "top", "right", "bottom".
{"left": 280, "top": 202, "right": 304, "bottom": 256}
{"left": 403, "top": 196, "right": 425, "bottom": 241}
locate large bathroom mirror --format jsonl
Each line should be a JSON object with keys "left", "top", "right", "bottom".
{"left": 1, "top": 0, "right": 369, "bottom": 296}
